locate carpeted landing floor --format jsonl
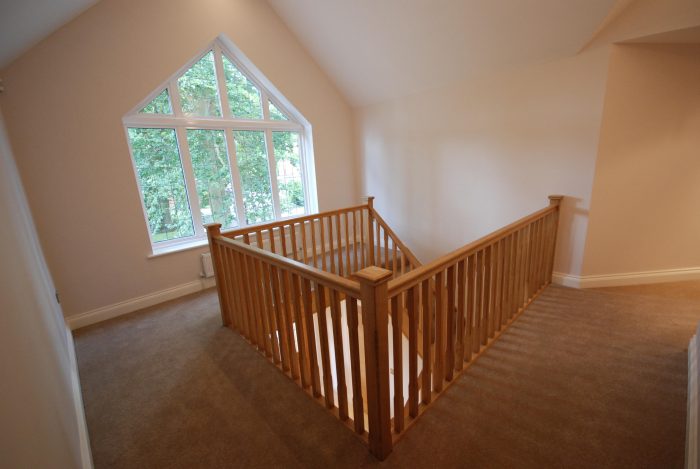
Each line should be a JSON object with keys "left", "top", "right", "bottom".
{"left": 74, "top": 282, "right": 700, "bottom": 468}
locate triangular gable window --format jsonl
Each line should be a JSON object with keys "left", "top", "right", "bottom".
{"left": 139, "top": 89, "right": 172, "bottom": 114}
{"left": 123, "top": 36, "right": 316, "bottom": 254}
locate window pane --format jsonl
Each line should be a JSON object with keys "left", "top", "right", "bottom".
{"left": 233, "top": 131, "right": 274, "bottom": 224}
{"left": 222, "top": 55, "right": 263, "bottom": 119}
{"left": 269, "top": 101, "right": 289, "bottom": 120}
{"left": 177, "top": 51, "right": 221, "bottom": 117}
{"left": 139, "top": 89, "right": 172, "bottom": 114}
{"left": 186, "top": 129, "right": 238, "bottom": 229}
{"left": 128, "top": 128, "right": 194, "bottom": 242}
{"left": 274, "top": 131, "right": 305, "bottom": 217}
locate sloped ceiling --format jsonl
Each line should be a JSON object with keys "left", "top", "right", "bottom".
{"left": 0, "top": 0, "right": 99, "bottom": 69}
{"left": 268, "top": 0, "right": 618, "bottom": 107}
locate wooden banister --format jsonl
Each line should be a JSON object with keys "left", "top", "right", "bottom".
{"left": 206, "top": 195, "right": 564, "bottom": 461}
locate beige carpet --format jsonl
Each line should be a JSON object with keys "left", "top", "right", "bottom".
{"left": 74, "top": 282, "right": 700, "bottom": 468}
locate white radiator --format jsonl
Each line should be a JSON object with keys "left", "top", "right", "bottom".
{"left": 201, "top": 252, "right": 215, "bottom": 278}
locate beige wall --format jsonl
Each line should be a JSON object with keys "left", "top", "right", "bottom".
{"left": 357, "top": 48, "right": 610, "bottom": 276}
{"left": 582, "top": 44, "right": 700, "bottom": 276}
{"left": 0, "top": 0, "right": 357, "bottom": 317}
{"left": 0, "top": 110, "right": 91, "bottom": 468}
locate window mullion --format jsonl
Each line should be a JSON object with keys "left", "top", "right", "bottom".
{"left": 226, "top": 129, "right": 247, "bottom": 226}
{"left": 265, "top": 129, "right": 281, "bottom": 219}
{"left": 262, "top": 93, "right": 271, "bottom": 120}
{"left": 169, "top": 80, "right": 184, "bottom": 117}
{"left": 175, "top": 127, "right": 205, "bottom": 236}
{"left": 213, "top": 44, "right": 233, "bottom": 119}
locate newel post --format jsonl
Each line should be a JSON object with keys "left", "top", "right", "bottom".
{"left": 356, "top": 266, "right": 393, "bottom": 460}
{"left": 205, "top": 223, "right": 229, "bottom": 326}
{"left": 547, "top": 195, "right": 564, "bottom": 283}
{"left": 367, "top": 196, "right": 376, "bottom": 266}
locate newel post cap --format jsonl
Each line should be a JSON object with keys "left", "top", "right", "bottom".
{"left": 355, "top": 266, "right": 392, "bottom": 285}
{"left": 366, "top": 195, "right": 375, "bottom": 208}
{"left": 548, "top": 195, "right": 564, "bottom": 206}
{"left": 204, "top": 223, "right": 222, "bottom": 235}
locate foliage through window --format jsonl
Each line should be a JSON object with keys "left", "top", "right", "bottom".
{"left": 124, "top": 39, "right": 314, "bottom": 251}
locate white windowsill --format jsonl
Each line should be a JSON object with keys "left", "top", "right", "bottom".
{"left": 148, "top": 238, "right": 209, "bottom": 258}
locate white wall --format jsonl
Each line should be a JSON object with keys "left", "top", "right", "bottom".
{"left": 0, "top": 109, "right": 91, "bottom": 467}
{"left": 582, "top": 44, "right": 700, "bottom": 276}
{"left": 0, "top": 0, "right": 357, "bottom": 321}
{"left": 357, "top": 48, "right": 610, "bottom": 276}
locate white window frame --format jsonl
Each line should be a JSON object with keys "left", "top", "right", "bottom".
{"left": 123, "top": 35, "right": 318, "bottom": 255}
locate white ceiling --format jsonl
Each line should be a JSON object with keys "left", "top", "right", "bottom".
{"left": 0, "top": 0, "right": 98, "bottom": 69}
{"left": 268, "top": 0, "right": 619, "bottom": 106}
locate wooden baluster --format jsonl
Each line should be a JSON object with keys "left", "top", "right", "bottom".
{"left": 361, "top": 207, "right": 367, "bottom": 268}
{"left": 538, "top": 216, "right": 548, "bottom": 288}
{"left": 523, "top": 224, "right": 533, "bottom": 302}
{"left": 482, "top": 246, "right": 492, "bottom": 346}
{"left": 473, "top": 250, "right": 483, "bottom": 353}
{"left": 489, "top": 242, "right": 499, "bottom": 339}
{"left": 376, "top": 221, "right": 382, "bottom": 267}
{"left": 239, "top": 252, "right": 254, "bottom": 341}
{"left": 356, "top": 266, "right": 393, "bottom": 460}
{"left": 392, "top": 240, "right": 398, "bottom": 278}
{"left": 267, "top": 229, "right": 275, "bottom": 255}
{"left": 510, "top": 231, "right": 520, "bottom": 319}
{"left": 547, "top": 196, "right": 562, "bottom": 283}
{"left": 531, "top": 219, "right": 541, "bottom": 296}
{"left": 254, "top": 258, "right": 273, "bottom": 356}
{"left": 328, "top": 217, "right": 337, "bottom": 274}
{"left": 335, "top": 213, "right": 344, "bottom": 276}
{"left": 329, "top": 289, "right": 348, "bottom": 419}
{"left": 282, "top": 270, "right": 300, "bottom": 379}
{"left": 344, "top": 212, "right": 352, "bottom": 276}
{"left": 290, "top": 222, "right": 299, "bottom": 261}
{"left": 391, "top": 294, "right": 404, "bottom": 433}
{"left": 314, "top": 282, "right": 334, "bottom": 408}
{"left": 347, "top": 297, "right": 365, "bottom": 434}
{"left": 465, "top": 253, "right": 475, "bottom": 362}
{"left": 232, "top": 251, "right": 249, "bottom": 340}
{"left": 445, "top": 264, "right": 456, "bottom": 380}
{"left": 261, "top": 263, "right": 281, "bottom": 364}
{"left": 223, "top": 248, "right": 239, "bottom": 331}
{"left": 300, "top": 221, "right": 309, "bottom": 265}
{"left": 217, "top": 244, "right": 233, "bottom": 327}
{"left": 352, "top": 210, "right": 359, "bottom": 274}
{"left": 319, "top": 217, "right": 327, "bottom": 271}
{"left": 290, "top": 273, "right": 309, "bottom": 386}
{"left": 456, "top": 259, "right": 466, "bottom": 370}
{"left": 302, "top": 278, "right": 321, "bottom": 396}
{"left": 384, "top": 229, "right": 389, "bottom": 272}
{"left": 407, "top": 286, "right": 419, "bottom": 417}
{"left": 248, "top": 255, "right": 265, "bottom": 349}
{"left": 421, "top": 279, "right": 432, "bottom": 404}
{"left": 270, "top": 266, "right": 291, "bottom": 372}
{"left": 310, "top": 219, "right": 318, "bottom": 269}
{"left": 279, "top": 225, "right": 288, "bottom": 258}
{"left": 367, "top": 197, "right": 375, "bottom": 266}
{"left": 493, "top": 238, "right": 505, "bottom": 335}
{"left": 434, "top": 270, "right": 445, "bottom": 392}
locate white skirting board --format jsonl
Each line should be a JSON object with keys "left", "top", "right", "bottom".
{"left": 552, "top": 266, "right": 700, "bottom": 289}
{"left": 67, "top": 277, "right": 216, "bottom": 330}
{"left": 688, "top": 325, "right": 700, "bottom": 469}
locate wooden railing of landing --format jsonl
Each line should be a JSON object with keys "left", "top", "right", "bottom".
{"left": 205, "top": 195, "right": 562, "bottom": 460}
